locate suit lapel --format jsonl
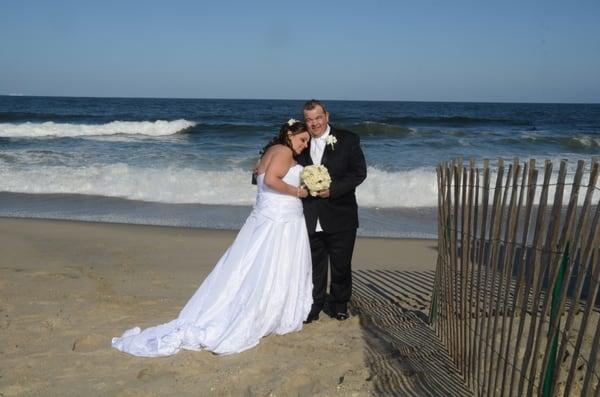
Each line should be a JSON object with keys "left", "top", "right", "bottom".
{"left": 321, "top": 130, "right": 335, "bottom": 166}
{"left": 304, "top": 141, "right": 314, "bottom": 166}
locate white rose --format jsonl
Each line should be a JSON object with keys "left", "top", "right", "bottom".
{"left": 326, "top": 135, "right": 337, "bottom": 149}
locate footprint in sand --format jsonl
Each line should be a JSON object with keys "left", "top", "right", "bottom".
{"left": 136, "top": 368, "right": 178, "bottom": 382}
{"left": 72, "top": 334, "right": 106, "bottom": 352}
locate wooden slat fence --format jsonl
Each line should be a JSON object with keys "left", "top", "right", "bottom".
{"left": 430, "top": 157, "right": 600, "bottom": 396}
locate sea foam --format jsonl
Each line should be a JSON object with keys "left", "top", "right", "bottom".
{"left": 1, "top": 161, "right": 595, "bottom": 208}
{"left": 0, "top": 164, "right": 440, "bottom": 208}
{"left": 0, "top": 119, "right": 196, "bottom": 138}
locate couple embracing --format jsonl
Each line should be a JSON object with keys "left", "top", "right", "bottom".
{"left": 112, "top": 100, "right": 367, "bottom": 356}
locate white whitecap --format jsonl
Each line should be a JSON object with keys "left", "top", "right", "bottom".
{"left": 0, "top": 119, "right": 197, "bottom": 138}
{"left": 572, "top": 135, "right": 600, "bottom": 148}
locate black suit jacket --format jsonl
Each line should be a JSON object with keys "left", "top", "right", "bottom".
{"left": 297, "top": 127, "right": 367, "bottom": 234}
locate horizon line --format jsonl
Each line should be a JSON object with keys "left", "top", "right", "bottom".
{"left": 1, "top": 93, "right": 599, "bottom": 106}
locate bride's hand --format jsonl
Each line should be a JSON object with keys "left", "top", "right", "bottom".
{"left": 297, "top": 186, "right": 309, "bottom": 198}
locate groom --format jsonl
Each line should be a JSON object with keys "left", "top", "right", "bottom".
{"left": 298, "top": 100, "right": 367, "bottom": 322}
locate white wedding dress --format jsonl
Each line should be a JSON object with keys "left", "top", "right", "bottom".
{"left": 112, "top": 164, "right": 313, "bottom": 356}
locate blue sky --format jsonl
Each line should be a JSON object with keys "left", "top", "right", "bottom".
{"left": 1, "top": 1, "right": 599, "bottom": 103}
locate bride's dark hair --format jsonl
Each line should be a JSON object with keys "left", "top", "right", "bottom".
{"left": 260, "top": 120, "right": 307, "bottom": 158}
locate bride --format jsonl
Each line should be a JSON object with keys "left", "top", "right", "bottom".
{"left": 112, "top": 120, "right": 313, "bottom": 356}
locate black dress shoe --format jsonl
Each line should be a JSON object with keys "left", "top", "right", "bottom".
{"left": 322, "top": 305, "right": 334, "bottom": 318}
{"left": 304, "top": 308, "right": 321, "bottom": 324}
{"left": 326, "top": 302, "right": 348, "bottom": 320}
{"left": 333, "top": 312, "right": 349, "bottom": 321}
{"left": 303, "top": 313, "right": 319, "bottom": 324}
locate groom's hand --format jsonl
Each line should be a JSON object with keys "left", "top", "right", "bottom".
{"left": 316, "top": 189, "right": 330, "bottom": 198}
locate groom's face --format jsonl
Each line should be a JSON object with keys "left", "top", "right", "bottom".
{"left": 303, "top": 106, "right": 329, "bottom": 138}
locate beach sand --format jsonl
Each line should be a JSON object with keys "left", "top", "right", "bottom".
{"left": 0, "top": 217, "right": 444, "bottom": 396}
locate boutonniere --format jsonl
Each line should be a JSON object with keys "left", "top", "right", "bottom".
{"left": 326, "top": 135, "right": 337, "bottom": 150}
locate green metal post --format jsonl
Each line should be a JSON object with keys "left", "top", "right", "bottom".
{"left": 542, "top": 242, "right": 570, "bottom": 397}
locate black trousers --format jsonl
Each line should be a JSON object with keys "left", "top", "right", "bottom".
{"left": 309, "top": 228, "right": 357, "bottom": 313}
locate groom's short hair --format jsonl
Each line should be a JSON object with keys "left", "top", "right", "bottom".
{"left": 303, "top": 99, "right": 327, "bottom": 114}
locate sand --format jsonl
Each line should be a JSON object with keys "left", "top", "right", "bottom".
{"left": 0, "top": 217, "right": 447, "bottom": 396}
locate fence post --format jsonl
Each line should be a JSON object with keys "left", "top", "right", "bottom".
{"left": 542, "top": 242, "right": 569, "bottom": 396}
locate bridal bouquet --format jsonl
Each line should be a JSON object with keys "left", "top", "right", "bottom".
{"left": 300, "top": 165, "right": 331, "bottom": 196}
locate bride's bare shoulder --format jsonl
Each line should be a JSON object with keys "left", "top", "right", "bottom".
{"left": 257, "top": 145, "right": 292, "bottom": 174}
{"left": 264, "top": 144, "right": 293, "bottom": 160}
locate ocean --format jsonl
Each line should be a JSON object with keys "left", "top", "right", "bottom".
{"left": 1, "top": 96, "right": 599, "bottom": 238}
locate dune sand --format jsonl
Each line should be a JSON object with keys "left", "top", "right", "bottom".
{"left": 0, "top": 217, "right": 458, "bottom": 396}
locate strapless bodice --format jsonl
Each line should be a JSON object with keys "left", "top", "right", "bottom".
{"left": 254, "top": 164, "right": 303, "bottom": 222}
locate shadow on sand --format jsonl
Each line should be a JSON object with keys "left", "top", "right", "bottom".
{"left": 351, "top": 269, "right": 473, "bottom": 396}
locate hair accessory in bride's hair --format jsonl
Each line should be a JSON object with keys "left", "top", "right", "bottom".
{"left": 287, "top": 118, "right": 298, "bottom": 126}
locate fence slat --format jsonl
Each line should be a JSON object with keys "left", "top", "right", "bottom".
{"left": 440, "top": 163, "right": 452, "bottom": 352}
{"left": 475, "top": 160, "right": 492, "bottom": 393}
{"left": 450, "top": 162, "right": 460, "bottom": 365}
{"left": 469, "top": 163, "right": 483, "bottom": 388}
{"left": 464, "top": 159, "right": 475, "bottom": 387}
{"left": 459, "top": 164, "right": 469, "bottom": 375}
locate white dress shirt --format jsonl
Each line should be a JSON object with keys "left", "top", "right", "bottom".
{"left": 310, "top": 125, "right": 330, "bottom": 165}
{"left": 309, "top": 125, "right": 331, "bottom": 232}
